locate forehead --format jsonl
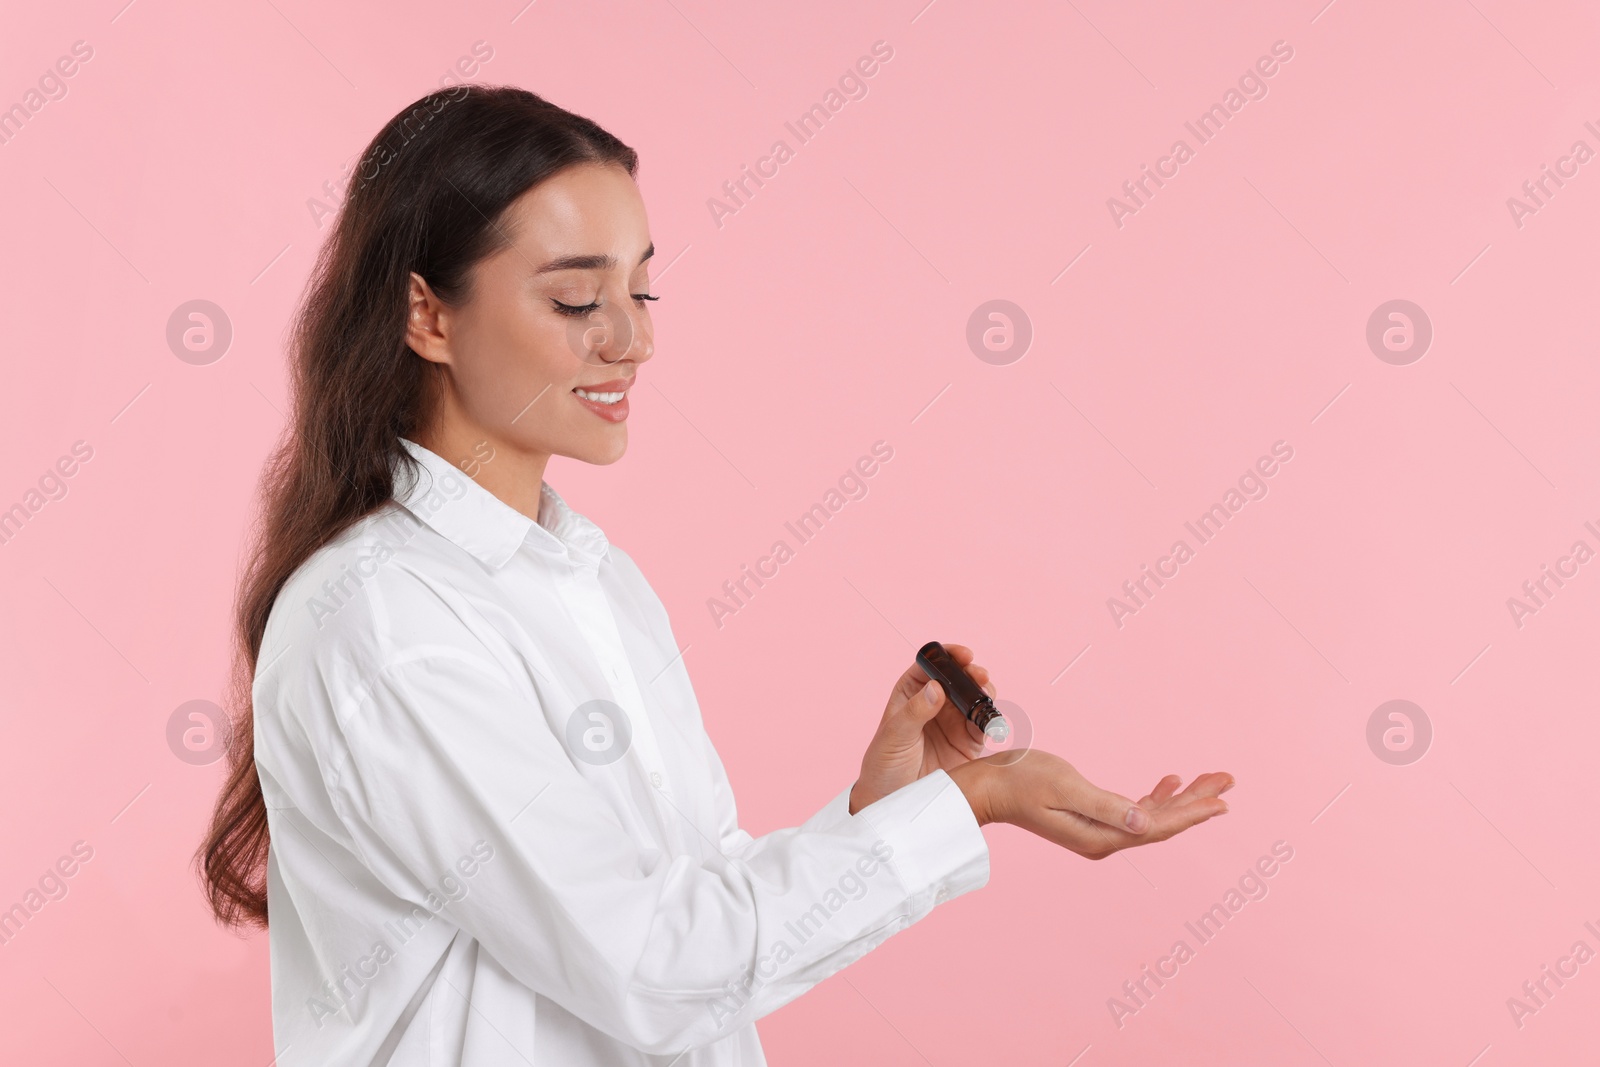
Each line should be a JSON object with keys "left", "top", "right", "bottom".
{"left": 500, "top": 162, "right": 649, "bottom": 265}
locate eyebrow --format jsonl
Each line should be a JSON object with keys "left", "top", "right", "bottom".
{"left": 535, "top": 243, "right": 654, "bottom": 275}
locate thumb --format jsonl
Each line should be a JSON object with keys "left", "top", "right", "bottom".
{"left": 899, "top": 678, "right": 945, "bottom": 728}
{"left": 1072, "top": 780, "right": 1151, "bottom": 834}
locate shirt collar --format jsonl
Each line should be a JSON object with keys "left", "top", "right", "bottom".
{"left": 393, "top": 437, "right": 609, "bottom": 570}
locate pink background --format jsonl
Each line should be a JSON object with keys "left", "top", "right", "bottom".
{"left": 3, "top": 0, "right": 1598, "bottom": 1063}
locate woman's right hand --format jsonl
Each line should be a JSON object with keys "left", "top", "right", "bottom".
{"left": 948, "top": 751, "right": 1233, "bottom": 859}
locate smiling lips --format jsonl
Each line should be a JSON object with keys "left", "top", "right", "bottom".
{"left": 572, "top": 378, "right": 632, "bottom": 423}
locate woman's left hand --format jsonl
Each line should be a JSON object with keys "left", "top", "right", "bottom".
{"left": 849, "top": 643, "right": 994, "bottom": 814}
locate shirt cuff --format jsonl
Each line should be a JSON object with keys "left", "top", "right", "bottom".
{"left": 851, "top": 769, "right": 989, "bottom": 914}
{"left": 799, "top": 783, "right": 855, "bottom": 834}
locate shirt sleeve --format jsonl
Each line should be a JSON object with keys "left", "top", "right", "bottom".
{"left": 324, "top": 646, "right": 989, "bottom": 1057}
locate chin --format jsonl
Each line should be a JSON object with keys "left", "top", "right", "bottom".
{"left": 567, "top": 433, "right": 628, "bottom": 466}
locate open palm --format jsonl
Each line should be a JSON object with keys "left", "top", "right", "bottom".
{"left": 968, "top": 751, "right": 1234, "bottom": 858}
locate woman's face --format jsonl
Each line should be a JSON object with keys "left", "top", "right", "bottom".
{"left": 407, "top": 161, "right": 655, "bottom": 467}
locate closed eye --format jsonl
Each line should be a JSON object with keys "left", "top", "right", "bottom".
{"left": 551, "top": 295, "right": 659, "bottom": 317}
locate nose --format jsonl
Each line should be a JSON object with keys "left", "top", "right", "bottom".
{"left": 581, "top": 301, "right": 653, "bottom": 366}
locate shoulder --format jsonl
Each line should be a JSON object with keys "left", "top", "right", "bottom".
{"left": 602, "top": 539, "right": 645, "bottom": 584}
{"left": 253, "top": 503, "right": 497, "bottom": 723}
{"left": 598, "top": 539, "right": 669, "bottom": 620}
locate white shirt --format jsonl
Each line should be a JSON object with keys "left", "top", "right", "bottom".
{"left": 253, "top": 437, "right": 990, "bottom": 1066}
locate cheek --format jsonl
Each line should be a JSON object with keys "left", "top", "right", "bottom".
{"left": 454, "top": 300, "right": 580, "bottom": 423}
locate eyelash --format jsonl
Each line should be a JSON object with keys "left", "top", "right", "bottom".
{"left": 551, "top": 294, "right": 659, "bottom": 317}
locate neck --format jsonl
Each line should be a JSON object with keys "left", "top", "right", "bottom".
{"left": 412, "top": 423, "right": 551, "bottom": 523}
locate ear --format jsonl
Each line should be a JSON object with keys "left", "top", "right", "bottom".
{"left": 406, "top": 272, "right": 453, "bottom": 366}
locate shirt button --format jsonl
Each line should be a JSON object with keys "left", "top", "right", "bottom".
{"left": 935, "top": 886, "right": 949, "bottom": 903}
{"left": 650, "top": 771, "right": 663, "bottom": 788}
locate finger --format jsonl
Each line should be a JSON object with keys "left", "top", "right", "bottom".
{"left": 898, "top": 678, "right": 946, "bottom": 727}
{"left": 1054, "top": 810, "right": 1140, "bottom": 855}
{"left": 892, "top": 662, "right": 933, "bottom": 704}
{"left": 926, "top": 646, "right": 992, "bottom": 698}
{"left": 963, "top": 662, "right": 998, "bottom": 700}
{"left": 1066, "top": 779, "right": 1151, "bottom": 834}
{"left": 1146, "top": 775, "right": 1182, "bottom": 803}
{"left": 1177, "top": 772, "right": 1235, "bottom": 800}
{"left": 930, "top": 698, "right": 988, "bottom": 752}
{"left": 1148, "top": 796, "right": 1229, "bottom": 838}
{"left": 1054, "top": 794, "right": 1229, "bottom": 856}
{"left": 921, "top": 644, "right": 995, "bottom": 706}
{"left": 878, "top": 668, "right": 946, "bottom": 742}
{"left": 942, "top": 643, "right": 975, "bottom": 665}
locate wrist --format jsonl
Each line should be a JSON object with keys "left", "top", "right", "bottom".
{"left": 948, "top": 762, "right": 995, "bottom": 827}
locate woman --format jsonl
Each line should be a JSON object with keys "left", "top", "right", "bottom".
{"left": 199, "top": 85, "right": 1233, "bottom": 1066}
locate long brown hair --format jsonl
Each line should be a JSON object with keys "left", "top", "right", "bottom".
{"left": 198, "top": 85, "right": 638, "bottom": 928}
